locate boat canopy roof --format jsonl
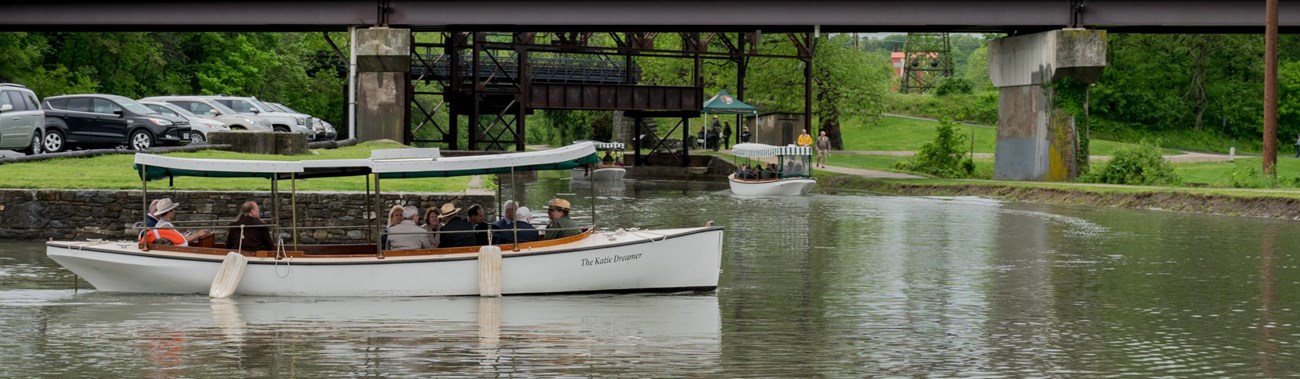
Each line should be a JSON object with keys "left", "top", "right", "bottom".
{"left": 574, "top": 140, "right": 624, "bottom": 150}
{"left": 732, "top": 143, "right": 812, "bottom": 158}
{"left": 373, "top": 142, "right": 598, "bottom": 179}
{"left": 134, "top": 142, "right": 599, "bottom": 181}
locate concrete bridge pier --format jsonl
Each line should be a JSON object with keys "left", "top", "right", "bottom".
{"left": 988, "top": 29, "right": 1106, "bottom": 181}
{"left": 354, "top": 27, "right": 412, "bottom": 143}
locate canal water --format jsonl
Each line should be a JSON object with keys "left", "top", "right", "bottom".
{"left": 2, "top": 174, "right": 1298, "bottom": 377}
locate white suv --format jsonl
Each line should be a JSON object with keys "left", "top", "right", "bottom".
{"left": 203, "top": 96, "right": 314, "bottom": 139}
{"left": 0, "top": 83, "right": 45, "bottom": 155}
{"left": 140, "top": 96, "right": 273, "bottom": 132}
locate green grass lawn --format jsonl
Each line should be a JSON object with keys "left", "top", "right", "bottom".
{"left": 0, "top": 141, "right": 479, "bottom": 192}
{"left": 839, "top": 115, "right": 1178, "bottom": 156}
{"left": 1175, "top": 157, "right": 1300, "bottom": 186}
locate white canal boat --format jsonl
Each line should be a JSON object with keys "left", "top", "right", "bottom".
{"left": 727, "top": 143, "right": 816, "bottom": 196}
{"left": 46, "top": 142, "right": 724, "bottom": 297}
{"left": 570, "top": 141, "right": 626, "bottom": 181}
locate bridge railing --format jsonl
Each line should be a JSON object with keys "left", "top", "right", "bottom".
{"left": 412, "top": 54, "right": 640, "bottom": 85}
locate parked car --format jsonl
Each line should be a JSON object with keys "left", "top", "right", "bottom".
{"left": 0, "top": 83, "right": 45, "bottom": 155}
{"left": 200, "top": 96, "right": 314, "bottom": 139}
{"left": 138, "top": 96, "right": 273, "bottom": 132}
{"left": 41, "top": 94, "right": 192, "bottom": 152}
{"left": 140, "top": 101, "right": 229, "bottom": 144}
{"left": 266, "top": 101, "right": 336, "bottom": 141}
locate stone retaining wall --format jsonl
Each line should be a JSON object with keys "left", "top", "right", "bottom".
{"left": 0, "top": 189, "right": 493, "bottom": 243}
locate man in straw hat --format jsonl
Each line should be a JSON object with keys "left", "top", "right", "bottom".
{"left": 436, "top": 202, "right": 477, "bottom": 248}
{"left": 543, "top": 198, "right": 580, "bottom": 240}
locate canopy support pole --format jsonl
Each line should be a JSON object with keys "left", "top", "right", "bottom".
{"left": 511, "top": 166, "right": 519, "bottom": 252}
{"left": 140, "top": 164, "right": 148, "bottom": 231}
{"left": 374, "top": 173, "right": 384, "bottom": 259}
{"left": 589, "top": 171, "right": 597, "bottom": 228}
{"left": 271, "top": 176, "right": 280, "bottom": 250}
{"left": 364, "top": 175, "right": 372, "bottom": 241}
{"left": 291, "top": 173, "right": 298, "bottom": 251}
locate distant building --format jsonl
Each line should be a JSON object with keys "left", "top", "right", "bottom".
{"left": 890, "top": 51, "right": 906, "bottom": 77}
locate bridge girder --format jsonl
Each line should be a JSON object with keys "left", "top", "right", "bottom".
{"left": 2, "top": 1, "right": 1300, "bottom": 33}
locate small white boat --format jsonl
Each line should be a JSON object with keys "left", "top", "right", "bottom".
{"left": 46, "top": 142, "right": 724, "bottom": 297}
{"left": 571, "top": 165, "right": 627, "bottom": 181}
{"left": 728, "top": 143, "right": 816, "bottom": 196}
{"left": 571, "top": 141, "right": 626, "bottom": 181}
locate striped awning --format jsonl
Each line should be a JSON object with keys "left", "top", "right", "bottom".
{"left": 732, "top": 143, "right": 812, "bottom": 158}
{"left": 575, "top": 140, "right": 624, "bottom": 150}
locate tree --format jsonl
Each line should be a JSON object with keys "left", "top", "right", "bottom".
{"left": 745, "top": 34, "right": 891, "bottom": 149}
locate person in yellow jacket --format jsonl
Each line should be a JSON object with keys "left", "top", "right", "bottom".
{"left": 796, "top": 129, "right": 813, "bottom": 147}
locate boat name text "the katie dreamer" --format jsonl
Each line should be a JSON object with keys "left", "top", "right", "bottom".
{"left": 580, "top": 253, "right": 643, "bottom": 267}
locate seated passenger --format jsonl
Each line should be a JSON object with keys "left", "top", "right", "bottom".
{"left": 437, "top": 202, "right": 477, "bottom": 248}
{"left": 144, "top": 198, "right": 211, "bottom": 246}
{"left": 387, "top": 205, "right": 431, "bottom": 251}
{"left": 226, "top": 200, "right": 273, "bottom": 252}
{"left": 466, "top": 204, "right": 491, "bottom": 245}
{"left": 380, "top": 205, "right": 403, "bottom": 250}
{"left": 145, "top": 199, "right": 160, "bottom": 228}
{"left": 495, "top": 206, "right": 539, "bottom": 244}
{"left": 421, "top": 206, "right": 443, "bottom": 248}
{"left": 543, "top": 198, "right": 580, "bottom": 240}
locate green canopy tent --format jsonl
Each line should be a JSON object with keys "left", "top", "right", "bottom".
{"left": 701, "top": 89, "right": 758, "bottom": 149}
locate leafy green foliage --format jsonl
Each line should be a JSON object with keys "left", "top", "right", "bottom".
{"left": 933, "top": 77, "right": 973, "bottom": 96}
{"left": 1219, "top": 165, "right": 1300, "bottom": 189}
{"left": 1080, "top": 141, "right": 1180, "bottom": 186}
{"left": 881, "top": 91, "right": 998, "bottom": 125}
{"left": 891, "top": 118, "right": 974, "bottom": 178}
{"left": 962, "top": 44, "right": 992, "bottom": 92}
{"left": 1091, "top": 34, "right": 1263, "bottom": 139}
{"left": 0, "top": 31, "right": 347, "bottom": 135}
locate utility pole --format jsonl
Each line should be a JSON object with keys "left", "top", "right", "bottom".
{"left": 1265, "top": 0, "right": 1279, "bottom": 175}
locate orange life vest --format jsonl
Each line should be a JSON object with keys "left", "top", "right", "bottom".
{"left": 142, "top": 228, "right": 189, "bottom": 247}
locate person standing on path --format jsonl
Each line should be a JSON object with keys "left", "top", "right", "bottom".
{"left": 815, "top": 130, "right": 831, "bottom": 168}
{"left": 1294, "top": 133, "right": 1300, "bottom": 158}
{"left": 722, "top": 121, "right": 733, "bottom": 150}
{"left": 796, "top": 129, "right": 813, "bottom": 147}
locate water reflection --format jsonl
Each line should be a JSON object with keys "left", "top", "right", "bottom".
{"left": 4, "top": 177, "right": 1300, "bottom": 376}
{"left": 9, "top": 292, "right": 720, "bottom": 377}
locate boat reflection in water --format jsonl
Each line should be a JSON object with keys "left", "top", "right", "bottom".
{"left": 41, "top": 293, "right": 721, "bottom": 377}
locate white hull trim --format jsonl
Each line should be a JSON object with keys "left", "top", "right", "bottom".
{"left": 728, "top": 174, "right": 815, "bottom": 196}
{"left": 571, "top": 167, "right": 626, "bottom": 181}
{"left": 47, "top": 227, "right": 723, "bottom": 297}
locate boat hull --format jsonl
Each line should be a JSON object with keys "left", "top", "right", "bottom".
{"left": 728, "top": 174, "right": 816, "bottom": 196}
{"left": 571, "top": 167, "right": 626, "bottom": 181}
{"left": 47, "top": 227, "right": 723, "bottom": 297}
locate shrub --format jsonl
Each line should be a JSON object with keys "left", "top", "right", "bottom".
{"left": 882, "top": 91, "right": 998, "bottom": 125}
{"left": 1083, "top": 141, "right": 1180, "bottom": 185}
{"left": 1221, "top": 165, "right": 1300, "bottom": 189}
{"left": 934, "top": 77, "right": 974, "bottom": 96}
{"left": 892, "top": 118, "right": 975, "bottom": 178}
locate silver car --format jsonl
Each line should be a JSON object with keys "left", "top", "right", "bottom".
{"left": 140, "top": 101, "right": 229, "bottom": 144}
{"left": 139, "top": 96, "right": 273, "bottom": 132}
{"left": 0, "top": 83, "right": 44, "bottom": 155}
{"left": 202, "top": 96, "right": 314, "bottom": 139}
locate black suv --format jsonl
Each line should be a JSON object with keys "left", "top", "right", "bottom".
{"left": 41, "top": 94, "right": 192, "bottom": 152}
